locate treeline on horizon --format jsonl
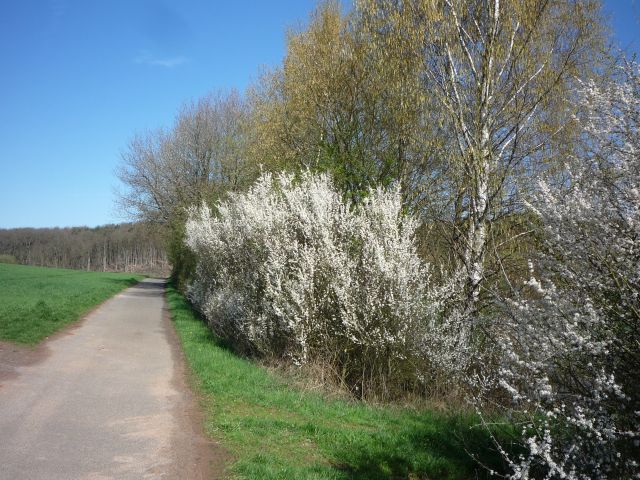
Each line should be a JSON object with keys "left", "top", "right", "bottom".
{"left": 0, "top": 223, "right": 169, "bottom": 276}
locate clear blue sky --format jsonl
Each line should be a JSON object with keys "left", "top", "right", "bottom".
{"left": 0, "top": 0, "right": 638, "bottom": 229}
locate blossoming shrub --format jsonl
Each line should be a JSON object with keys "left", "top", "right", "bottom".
{"left": 491, "top": 64, "right": 640, "bottom": 479}
{"left": 185, "top": 171, "right": 432, "bottom": 396}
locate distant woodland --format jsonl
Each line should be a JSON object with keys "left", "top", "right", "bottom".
{"left": 0, "top": 223, "right": 169, "bottom": 276}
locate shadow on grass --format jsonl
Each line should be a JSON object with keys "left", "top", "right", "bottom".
{"left": 331, "top": 414, "right": 515, "bottom": 479}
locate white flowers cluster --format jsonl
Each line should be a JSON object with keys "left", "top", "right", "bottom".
{"left": 183, "top": 63, "right": 640, "bottom": 475}
{"left": 492, "top": 63, "right": 640, "bottom": 479}
{"left": 185, "top": 171, "right": 433, "bottom": 395}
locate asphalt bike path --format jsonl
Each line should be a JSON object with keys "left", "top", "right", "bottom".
{"left": 0, "top": 279, "right": 224, "bottom": 479}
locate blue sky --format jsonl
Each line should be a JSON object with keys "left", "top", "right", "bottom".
{"left": 0, "top": 0, "right": 638, "bottom": 229}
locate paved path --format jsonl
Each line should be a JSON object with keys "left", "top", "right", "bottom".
{"left": 0, "top": 279, "right": 224, "bottom": 479}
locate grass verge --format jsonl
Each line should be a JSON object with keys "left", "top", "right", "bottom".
{"left": 0, "top": 263, "right": 143, "bottom": 344}
{"left": 166, "top": 283, "right": 512, "bottom": 479}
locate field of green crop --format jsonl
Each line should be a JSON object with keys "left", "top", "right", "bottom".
{"left": 166, "top": 283, "right": 514, "bottom": 479}
{"left": 0, "top": 263, "right": 143, "bottom": 344}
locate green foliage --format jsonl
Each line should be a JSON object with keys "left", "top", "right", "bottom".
{"left": 247, "top": 1, "right": 406, "bottom": 206}
{"left": 0, "top": 263, "right": 143, "bottom": 344}
{"left": 166, "top": 283, "right": 515, "bottom": 479}
{"left": 167, "top": 220, "right": 197, "bottom": 289}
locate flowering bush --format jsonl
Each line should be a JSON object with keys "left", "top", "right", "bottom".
{"left": 490, "top": 63, "right": 640, "bottom": 479}
{"left": 185, "top": 171, "right": 434, "bottom": 396}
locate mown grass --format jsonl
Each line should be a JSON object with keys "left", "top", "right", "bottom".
{"left": 166, "top": 284, "right": 514, "bottom": 479}
{"left": 0, "top": 263, "right": 143, "bottom": 344}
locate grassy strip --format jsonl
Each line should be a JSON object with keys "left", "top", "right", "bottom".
{"left": 166, "top": 284, "right": 510, "bottom": 479}
{"left": 0, "top": 263, "right": 144, "bottom": 344}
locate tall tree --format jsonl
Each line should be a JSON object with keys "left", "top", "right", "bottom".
{"left": 357, "top": 0, "right": 606, "bottom": 316}
{"left": 117, "top": 89, "right": 252, "bottom": 225}
{"left": 116, "top": 90, "right": 254, "bottom": 283}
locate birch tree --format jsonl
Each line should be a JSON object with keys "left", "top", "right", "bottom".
{"left": 357, "top": 0, "right": 605, "bottom": 317}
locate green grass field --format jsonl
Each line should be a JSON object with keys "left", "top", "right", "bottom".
{"left": 0, "top": 263, "right": 143, "bottom": 344}
{"left": 166, "top": 284, "right": 512, "bottom": 479}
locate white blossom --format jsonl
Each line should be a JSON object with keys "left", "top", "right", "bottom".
{"left": 185, "top": 171, "right": 436, "bottom": 396}
{"left": 491, "top": 62, "right": 640, "bottom": 479}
